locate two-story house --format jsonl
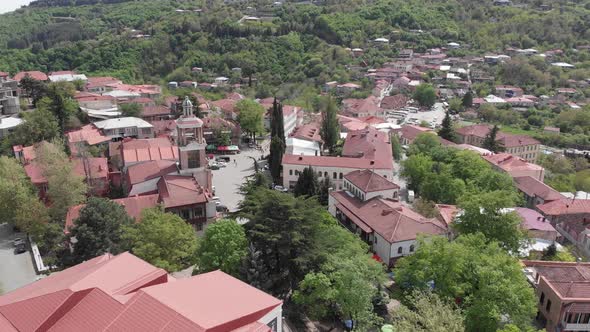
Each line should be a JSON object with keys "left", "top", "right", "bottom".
{"left": 328, "top": 170, "right": 446, "bottom": 266}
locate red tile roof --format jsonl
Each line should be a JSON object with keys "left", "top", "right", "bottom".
{"left": 13, "top": 71, "right": 48, "bottom": 82}
{"left": 514, "top": 207, "right": 556, "bottom": 232}
{"left": 157, "top": 175, "right": 209, "bottom": 208}
{"left": 72, "top": 157, "right": 108, "bottom": 180}
{"left": 211, "top": 99, "right": 238, "bottom": 114}
{"left": 380, "top": 94, "right": 409, "bottom": 110}
{"left": 484, "top": 153, "right": 544, "bottom": 173}
{"left": 537, "top": 198, "right": 590, "bottom": 216}
{"left": 150, "top": 119, "right": 177, "bottom": 137}
{"left": 342, "top": 96, "right": 382, "bottom": 116}
{"left": 65, "top": 194, "right": 160, "bottom": 233}
{"left": 331, "top": 192, "right": 447, "bottom": 242}
{"left": 141, "top": 105, "right": 172, "bottom": 117}
{"left": 345, "top": 170, "right": 399, "bottom": 192}
{"left": 85, "top": 76, "right": 122, "bottom": 89}
{"left": 66, "top": 124, "right": 111, "bottom": 146}
{"left": 456, "top": 124, "right": 540, "bottom": 147}
{"left": 435, "top": 204, "right": 459, "bottom": 227}
{"left": 513, "top": 176, "right": 564, "bottom": 202}
{"left": 342, "top": 127, "right": 393, "bottom": 166}
{"left": 400, "top": 125, "right": 433, "bottom": 143}
{"left": 522, "top": 260, "right": 590, "bottom": 300}
{"left": 283, "top": 154, "right": 393, "bottom": 170}
{"left": 338, "top": 115, "right": 369, "bottom": 132}
{"left": 291, "top": 123, "right": 323, "bottom": 143}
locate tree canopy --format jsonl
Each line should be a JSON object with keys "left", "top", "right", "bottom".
{"left": 395, "top": 234, "right": 537, "bottom": 332}
{"left": 194, "top": 219, "right": 248, "bottom": 277}
{"left": 389, "top": 290, "right": 465, "bottom": 332}
{"left": 123, "top": 208, "right": 197, "bottom": 272}
{"left": 320, "top": 96, "right": 339, "bottom": 154}
{"left": 413, "top": 84, "right": 436, "bottom": 108}
{"left": 236, "top": 99, "right": 265, "bottom": 139}
{"left": 293, "top": 166, "right": 320, "bottom": 198}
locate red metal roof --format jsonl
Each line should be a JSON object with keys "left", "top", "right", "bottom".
{"left": 126, "top": 160, "right": 178, "bottom": 185}
{"left": 513, "top": 176, "right": 564, "bottom": 202}
{"left": 282, "top": 154, "right": 393, "bottom": 170}
{"left": 344, "top": 169, "right": 399, "bottom": 192}
{"left": 157, "top": 175, "right": 209, "bottom": 208}
{"left": 342, "top": 127, "right": 393, "bottom": 166}
{"left": 537, "top": 198, "right": 590, "bottom": 216}
{"left": 331, "top": 191, "right": 447, "bottom": 242}
{"left": 120, "top": 138, "right": 178, "bottom": 165}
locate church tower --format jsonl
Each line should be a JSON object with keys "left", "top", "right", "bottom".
{"left": 176, "top": 96, "right": 207, "bottom": 173}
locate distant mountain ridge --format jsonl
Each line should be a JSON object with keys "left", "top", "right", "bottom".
{"left": 29, "top": 0, "right": 135, "bottom": 7}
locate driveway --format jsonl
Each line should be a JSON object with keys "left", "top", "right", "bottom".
{"left": 0, "top": 223, "right": 37, "bottom": 294}
{"left": 210, "top": 143, "right": 268, "bottom": 212}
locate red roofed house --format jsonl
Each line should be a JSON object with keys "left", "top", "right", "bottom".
{"left": 484, "top": 153, "right": 545, "bottom": 181}
{"left": 341, "top": 95, "right": 385, "bottom": 118}
{"left": 141, "top": 105, "right": 173, "bottom": 121}
{"left": 522, "top": 260, "right": 590, "bottom": 332}
{"left": 65, "top": 124, "right": 111, "bottom": 156}
{"left": 211, "top": 98, "right": 239, "bottom": 120}
{"left": 0, "top": 252, "right": 283, "bottom": 332}
{"left": 514, "top": 176, "right": 565, "bottom": 208}
{"left": 380, "top": 94, "right": 409, "bottom": 111}
{"left": 85, "top": 76, "right": 123, "bottom": 93}
{"left": 13, "top": 71, "right": 48, "bottom": 82}
{"left": 115, "top": 137, "right": 179, "bottom": 170}
{"left": 536, "top": 198, "right": 590, "bottom": 257}
{"left": 282, "top": 127, "right": 394, "bottom": 190}
{"left": 290, "top": 122, "right": 323, "bottom": 144}
{"left": 125, "top": 160, "right": 179, "bottom": 196}
{"left": 494, "top": 85, "right": 524, "bottom": 98}
{"left": 329, "top": 171, "right": 446, "bottom": 266}
{"left": 398, "top": 125, "right": 433, "bottom": 145}
{"left": 514, "top": 207, "right": 558, "bottom": 241}
{"left": 456, "top": 124, "right": 541, "bottom": 162}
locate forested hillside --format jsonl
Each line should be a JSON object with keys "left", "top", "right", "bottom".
{"left": 0, "top": 0, "right": 589, "bottom": 88}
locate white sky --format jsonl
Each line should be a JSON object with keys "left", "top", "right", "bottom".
{"left": 0, "top": 0, "right": 34, "bottom": 14}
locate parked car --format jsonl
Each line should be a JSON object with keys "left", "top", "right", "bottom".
{"left": 216, "top": 156, "right": 231, "bottom": 163}
{"left": 15, "top": 242, "right": 26, "bottom": 254}
{"left": 273, "top": 185, "right": 288, "bottom": 192}
{"left": 211, "top": 196, "right": 220, "bottom": 201}
{"left": 216, "top": 205, "right": 229, "bottom": 213}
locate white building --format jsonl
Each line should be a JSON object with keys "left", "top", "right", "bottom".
{"left": 286, "top": 137, "right": 321, "bottom": 156}
{"left": 328, "top": 170, "right": 446, "bottom": 266}
{"left": 94, "top": 117, "right": 154, "bottom": 139}
{"left": 0, "top": 116, "right": 23, "bottom": 138}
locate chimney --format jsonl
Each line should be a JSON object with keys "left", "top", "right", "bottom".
{"left": 298, "top": 156, "right": 303, "bottom": 161}
{"left": 370, "top": 160, "right": 375, "bottom": 165}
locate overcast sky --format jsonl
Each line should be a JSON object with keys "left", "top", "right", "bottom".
{"left": 0, "top": 0, "right": 34, "bottom": 14}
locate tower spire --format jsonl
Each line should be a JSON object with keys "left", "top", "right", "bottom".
{"left": 182, "top": 96, "right": 193, "bottom": 117}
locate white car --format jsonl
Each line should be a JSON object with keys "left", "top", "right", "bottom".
{"left": 273, "top": 185, "right": 288, "bottom": 192}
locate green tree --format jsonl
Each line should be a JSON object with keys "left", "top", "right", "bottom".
{"left": 407, "top": 133, "right": 442, "bottom": 156}
{"left": 320, "top": 96, "right": 339, "bottom": 154}
{"left": 420, "top": 164, "right": 466, "bottom": 204}
{"left": 401, "top": 154, "right": 434, "bottom": 193}
{"left": 391, "top": 134, "right": 402, "bottom": 160}
{"left": 194, "top": 219, "right": 247, "bottom": 276}
{"left": 10, "top": 107, "right": 60, "bottom": 147}
{"left": 19, "top": 74, "right": 47, "bottom": 106}
{"left": 35, "top": 141, "right": 87, "bottom": 221}
{"left": 482, "top": 125, "right": 503, "bottom": 153}
{"left": 454, "top": 190, "right": 526, "bottom": 253}
{"left": 395, "top": 234, "right": 536, "bottom": 332}
{"left": 269, "top": 98, "right": 286, "bottom": 183}
{"left": 318, "top": 177, "right": 332, "bottom": 206}
{"left": 236, "top": 99, "right": 265, "bottom": 141}
{"left": 390, "top": 290, "right": 465, "bottom": 332}
{"left": 40, "top": 82, "right": 78, "bottom": 134}
{"left": 462, "top": 91, "right": 473, "bottom": 108}
{"left": 124, "top": 208, "right": 197, "bottom": 272}
{"left": 119, "top": 102, "right": 143, "bottom": 117}
{"left": 413, "top": 84, "right": 436, "bottom": 108}
{"left": 438, "top": 111, "right": 456, "bottom": 142}
{"left": 67, "top": 197, "right": 133, "bottom": 266}
{"left": 448, "top": 98, "right": 463, "bottom": 113}
{"left": 293, "top": 166, "right": 319, "bottom": 197}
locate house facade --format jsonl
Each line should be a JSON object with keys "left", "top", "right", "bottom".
{"left": 522, "top": 260, "right": 590, "bottom": 332}
{"left": 94, "top": 117, "right": 155, "bottom": 140}
{"left": 328, "top": 173, "right": 446, "bottom": 266}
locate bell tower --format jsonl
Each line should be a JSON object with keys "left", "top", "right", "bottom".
{"left": 176, "top": 96, "right": 206, "bottom": 173}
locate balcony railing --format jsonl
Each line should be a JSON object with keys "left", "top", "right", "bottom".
{"left": 562, "top": 323, "right": 590, "bottom": 331}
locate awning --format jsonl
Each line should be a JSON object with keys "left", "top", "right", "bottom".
{"left": 206, "top": 144, "right": 216, "bottom": 150}
{"left": 217, "top": 145, "right": 240, "bottom": 151}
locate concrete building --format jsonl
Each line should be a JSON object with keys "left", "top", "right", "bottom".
{"left": 94, "top": 117, "right": 155, "bottom": 140}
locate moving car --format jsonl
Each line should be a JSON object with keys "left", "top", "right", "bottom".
{"left": 216, "top": 156, "right": 231, "bottom": 163}
{"left": 13, "top": 238, "right": 24, "bottom": 247}
{"left": 273, "top": 185, "right": 288, "bottom": 192}
{"left": 15, "top": 242, "right": 26, "bottom": 254}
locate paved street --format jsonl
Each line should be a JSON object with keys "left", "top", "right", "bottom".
{"left": 0, "top": 223, "right": 37, "bottom": 294}
{"left": 407, "top": 102, "right": 446, "bottom": 126}
{"left": 210, "top": 143, "right": 268, "bottom": 212}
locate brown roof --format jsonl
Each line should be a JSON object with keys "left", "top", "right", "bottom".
{"left": 342, "top": 127, "right": 392, "bottom": 162}
{"left": 380, "top": 94, "right": 409, "bottom": 110}
{"left": 513, "top": 176, "right": 564, "bottom": 202}
{"left": 537, "top": 198, "right": 590, "bottom": 216}
{"left": 126, "top": 160, "right": 178, "bottom": 185}
{"left": 344, "top": 170, "right": 399, "bottom": 192}
{"left": 332, "top": 192, "right": 446, "bottom": 242}
{"left": 342, "top": 96, "right": 382, "bottom": 115}
{"left": 456, "top": 124, "right": 540, "bottom": 147}
{"left": 157, "top": 175, "right": 209, "bottom": 208}
{"left": 13, "top": 71, "right": 48, "bottom": 82}
{"left": 400, "top": 125, "right": 433, "bottom": 142}
{"left": 291, "top": 123, "right": 323, "bottom": 143}
{"left": 522, "top": 260, "right": 590, "bottom": 300}
{"left": 484, "top": 153, "right": 544, "bottom": 173}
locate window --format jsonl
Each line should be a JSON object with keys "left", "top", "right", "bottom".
{"left": 374, "top": 237, "right": 377, "bottom": 244}
{"left": 546, "top": 300, "right": 551, "bottom": 312}
{"left": 339, "top": 173, "right": 343, "bottom": 179}
{"left": 539, "top": 292, "right": 544, "bottom": 304}
{"left": 295, "top": 170, "right": 300, "bottom": 175}
{"left": 324, "top": 172, "right": 328, "bottom": 178}
{"left": 289, "top": 170, "right": 293, "bottom": 176}
{"left": 187, "top": 151, "right": 200, "bottom": 169}
{"left": 410, "top": 245, "right": 415, "bottom": 252}
{"left": 397, "top": 247, "right": 403, "bottom": 254}
{"left": 318, "top": 171, "right": 322, "bottom": 177}
{"left": 333, "top": 172, "right": 337, "bottom": 179}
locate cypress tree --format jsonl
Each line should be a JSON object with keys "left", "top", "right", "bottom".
{"left": 391, "top": 134, "right": 402, "bottom": 160}
{"left": 269, "top": 98, "right": 286, "bottom": 183}
{"left": 483, "top": 125, "right": 503, "bottom": 153}
{"left": 320, "top": 97, "right": 339, "bottom": 154}
{"left": 462, "top": 91, "right": 473, "bottom": 108}
{"left": 438, "top": 111, "right": 456, "bottom": 142}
